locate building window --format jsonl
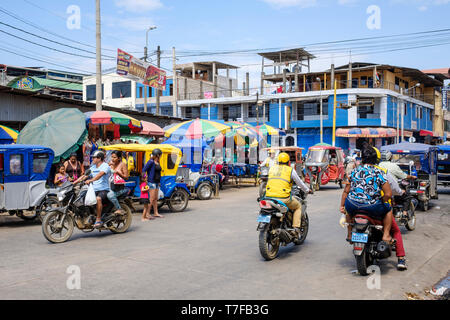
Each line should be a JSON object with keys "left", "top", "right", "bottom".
{"left": 404, "top": 103, "right": 407, "bottom": 116}
{"left": 185, "top": 107, "right": 201, "bottom": 119}
{"left": 223, "top": 105, "right": 241, "bottom": 121}
{"left": 86, "top": 84, "right": 104, "bottom": 101}
{"left": 248, "top": 105, "right": 264, "bottom": 118}
{"left": 358, "top": 105, "right": 375, "bottom": 119}
{"left": 296, "top": 100, "right": 329, "bottom": 121}
{"left": 429, "top": 110, "right": 433, "bottom": 121}
{"left": 360, "top": 76, "right": 368, "bottom": 86}
{"left": 395, "top": 77, "right": 400, "bottom": 91}
{"left": 169, "top": 83, "right": 174, "bottom": 96}
{"left": 10, "top": 154, "right": 24, "bottom": 175}
{"left": 112, "top": 81, "right": 131, "bottom": 99}
{"left": 352, "top": 78, "right": 359, "bottom": 88}
{"left": 138, "top": 87, "right": 143, "bottom": 99}
{"left": 368, "top": 77, "right": 374, "bottom": 88}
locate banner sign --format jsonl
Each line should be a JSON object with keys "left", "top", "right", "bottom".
{"left": 116, "top": 49, "right": 166, "bottom": 90}
{"left": 443, "top": 79, "right": 450, "bottom": 111}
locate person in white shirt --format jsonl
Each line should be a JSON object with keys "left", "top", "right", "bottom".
{"left": 261, "top": 149, "right": 278, "bottom": 168}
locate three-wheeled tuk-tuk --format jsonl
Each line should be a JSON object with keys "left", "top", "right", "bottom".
{"left": 437, "top": 145, "right": 450, "bottom": 187}
{"left": 381, "top": 142, "right": 438, "bottom": 211}
{"left": 0, "top": 144, "right": 60, "bottom": 221}
{"left": 101, "top": 144, "right": 190, "bottom": 212}
{"left": 304, "top": 145, "right": 346, "bottom": 191}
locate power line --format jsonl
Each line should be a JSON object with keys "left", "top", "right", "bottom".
{"left": 21, "top": 0, "right": 145, "bottom": 51}
{"left": 0, "top": 6, "right": 115, "bottom": 54}
{"left": 0, "top": 46, "right": 93, "bottom": 74}
{"left": 0, "top": 28, "right": 115, "bottom": 61}
{"left": 0, "top": 21, "right": 116, "bottom": 59}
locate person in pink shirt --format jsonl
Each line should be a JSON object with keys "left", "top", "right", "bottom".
{"left": 140, "top": 174, "right": 154, "bottom": 221}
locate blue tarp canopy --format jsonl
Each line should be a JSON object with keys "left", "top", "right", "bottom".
{"left": 380, "top": 142, "right": 438, "bottom": 154}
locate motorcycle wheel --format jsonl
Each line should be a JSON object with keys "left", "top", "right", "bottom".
{"left": 157, "top": 200, "right": 165, "bottom": 209}
{"left": 109, "top": 203, "right": 133, "bottom": 234}
{"left": 294, "top": 212, "right": 309, "bottom": 245}
{"left": 42, "top": 211, "right": 74, "bottom": 244}
{"left": 168, "top": 189, "right": 189, "bottom": 212}
{"left": 405, "top": 200, "right": 416, "bottom": 231}
{"left": 419, "top": 200, "right": 429, "bottom": 211}
{"left": 197, "top": 183, "right": 213, "bottom": 201}
{"left": 37, "top": 196, "right": 61, "bottom": 222}
{"left": 259, "top": 224, "right": 280, "bottom": 261}
{"left": 356, "top": 247, "right": 373, "bottom": 276}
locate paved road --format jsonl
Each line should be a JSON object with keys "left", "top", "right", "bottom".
{"left": 0, "top": 185, "right": 449, "bottom": 300}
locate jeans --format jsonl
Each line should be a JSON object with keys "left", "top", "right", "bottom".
{"left": 345, "top": 198, "right": 391, "bottom": 220}
{"left": 107, "top": 188, "right": 129, "bottom": 210}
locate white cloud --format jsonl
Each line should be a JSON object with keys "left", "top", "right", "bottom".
{"left": 338, "top": 0, "right": 358, "bottom": 5}
{"left": 262, "top": 0, "right": 318, "bottom": 8}
{"left": 114, "top": 0, "right": 163, "bottom": 13}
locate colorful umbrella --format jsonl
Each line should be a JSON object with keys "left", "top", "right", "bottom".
{"left": 85, "top": 111, "right": 142, "bottom": 133}
{"left": 164, "top": 118, "right": 229, "bottom": 140}
{"left": 255, "top": 124, "right": 284, "bottom": 136}
{"left": 224, "top": 121, "right": 263, "bottom": 142}
{"left": 17, "top": 108, "right": 88, "bottom": 163}
{"left": 139, "top": 121, "right": 164, "bottom": 136}
{"left": 0, "top": 125, "right": 19, "bottom": 144}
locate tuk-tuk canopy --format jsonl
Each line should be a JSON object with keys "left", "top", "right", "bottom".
{"left": 100, "top": 144, "right": 182, "bottom": 157}
{"left": 0, "top": 144, "right": 54, "bottom": 183}
{"left": 380, "top": 142, "right": 438, "bottom": 154}
{"left": 438, "top": 145, "right": 450, "bottom": 152}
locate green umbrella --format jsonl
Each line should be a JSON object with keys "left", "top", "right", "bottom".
{"left": 17, "top": 108, "right": 88, "bottom": 163}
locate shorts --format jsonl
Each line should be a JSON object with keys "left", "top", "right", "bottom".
{"left": 95, "top": 190, "right": 109, "bottom": 204}
{"left": 345, "top": 198, "right": 391, "bottom": 221}
{"left": 140, "top": 198, "right": 150, "bottom": 205}
{"left": 148, "top": 183, "right": 160, "bottom": 190}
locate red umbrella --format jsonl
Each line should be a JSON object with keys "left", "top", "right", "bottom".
{"left": 140, "top": 121, "right": 164, "bottom": 136}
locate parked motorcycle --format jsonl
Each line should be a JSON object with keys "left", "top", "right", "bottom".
{"left": 393, "top": 179, "right": 418, "bottom": 231}
{"left": 42, "top": 179, "right": 133, "bottom": 244}
{"left": 256, "top": 186, "right": 309, "bottom": 260}
{"left": 347, "top": 213, "right": 395, "bottom": 276}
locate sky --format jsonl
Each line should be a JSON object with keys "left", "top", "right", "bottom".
{"left": 0, "top": 0, "right": 449, "bottom": 90}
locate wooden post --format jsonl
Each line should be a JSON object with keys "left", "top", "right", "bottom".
{"left": 332, "top": 80, "right": 337, "bottom": 147}
{"left": 213, "top": 62, "right": 217, "bottom": 98}
{"left": 283, "top": 69, "right": 287, "bottom": 93}
{"left": 246, "top": 72, "right": 250, "bottom": 96}
{"left": 95, "top": 0, "right": 102, "bottom": 111}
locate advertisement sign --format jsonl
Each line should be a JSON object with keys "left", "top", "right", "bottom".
{"left": 204, "top": 92, "right": 213, "bottom": 99}
{"left": 443, "top": 79, "right": 450, "bottom": 111}
{"left": 116, "top": 49, "right": 166, "bottom": 90}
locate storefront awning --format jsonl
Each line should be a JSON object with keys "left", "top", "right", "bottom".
{"left": 336, "top": 127, "right": 411, "bottom": 138}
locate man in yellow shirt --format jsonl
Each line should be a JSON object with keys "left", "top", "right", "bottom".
{"left": 122, "top": 152, "right": 135, "bottom": 175}
{"left": 265, "top": 153, "right": 310, "bottom": 238}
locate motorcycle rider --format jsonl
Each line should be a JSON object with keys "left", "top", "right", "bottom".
{"left": 376, "top": 163, "right": 408, "bottom": 271}
{"left": 379, "top": 150, "right": 417, "bottom": 219}
{"left": 265, "top": 152, "right": 311, "bottom": 238}
{"left": 75, "top": 150, "right": 111, "bottom": 228}
{"left": 340, "top": 145, "right": 394, "bottom": 244}
{"left": 261, "top": 149, "right": 278, "bottom": 168}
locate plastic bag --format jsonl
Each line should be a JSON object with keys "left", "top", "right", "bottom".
{"left": 84, "top": 184, "right": 97, "bottom": 206}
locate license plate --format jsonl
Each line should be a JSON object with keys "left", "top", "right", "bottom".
{"left": 257, "top": 214, "right": 271, "bottom": 223}
{"left": 351, "top": 232, "right": 368, "bottom": 243}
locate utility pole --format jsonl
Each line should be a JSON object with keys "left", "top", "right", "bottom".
{"left": 172, "top": 47, "right": 178, "bottom": 118}
{"left": 397, "top": 91, "right": 400, "bottom": 144}
{"left": 156, "top": 45, "right": 161, "bottom": 115}
{"left": 95, "top": 0, "right": 102, "bottom": 111}
{"left": 332, "top": 80, "right": 337, "bottom": 147}
{"left": 317, "top": 77, "right": 323, "bottom": 143}
{"left": 144, "top": 26, "right": 156, "bottom": 113}
{"left": 400, "top": 88, "right": 404, "bottom": 143}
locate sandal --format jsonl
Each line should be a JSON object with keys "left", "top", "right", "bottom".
{"left": 94, "top": 221, "right": 103, "bottom": 228}
{"left": 153, "top": 215, "right": 164, "bottom": 218}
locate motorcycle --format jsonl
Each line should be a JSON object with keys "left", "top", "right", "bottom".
{"left": 393, "top": 179, "right": 418, "bottom": 231}
{"left": 256, "top": 186, "right": 309, "bottom": 260}
{"left": 42, "top": 178, "right": 133, "bottom": 244}
{"left": 347, "top": 213, "right": 395, "bottom": 276}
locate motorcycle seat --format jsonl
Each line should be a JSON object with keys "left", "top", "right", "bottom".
{"left": 354, "top": 214, "right": 383, "bottom": 226}
{"left": 263, "top": 198, "right": 289, "bottom": 209}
